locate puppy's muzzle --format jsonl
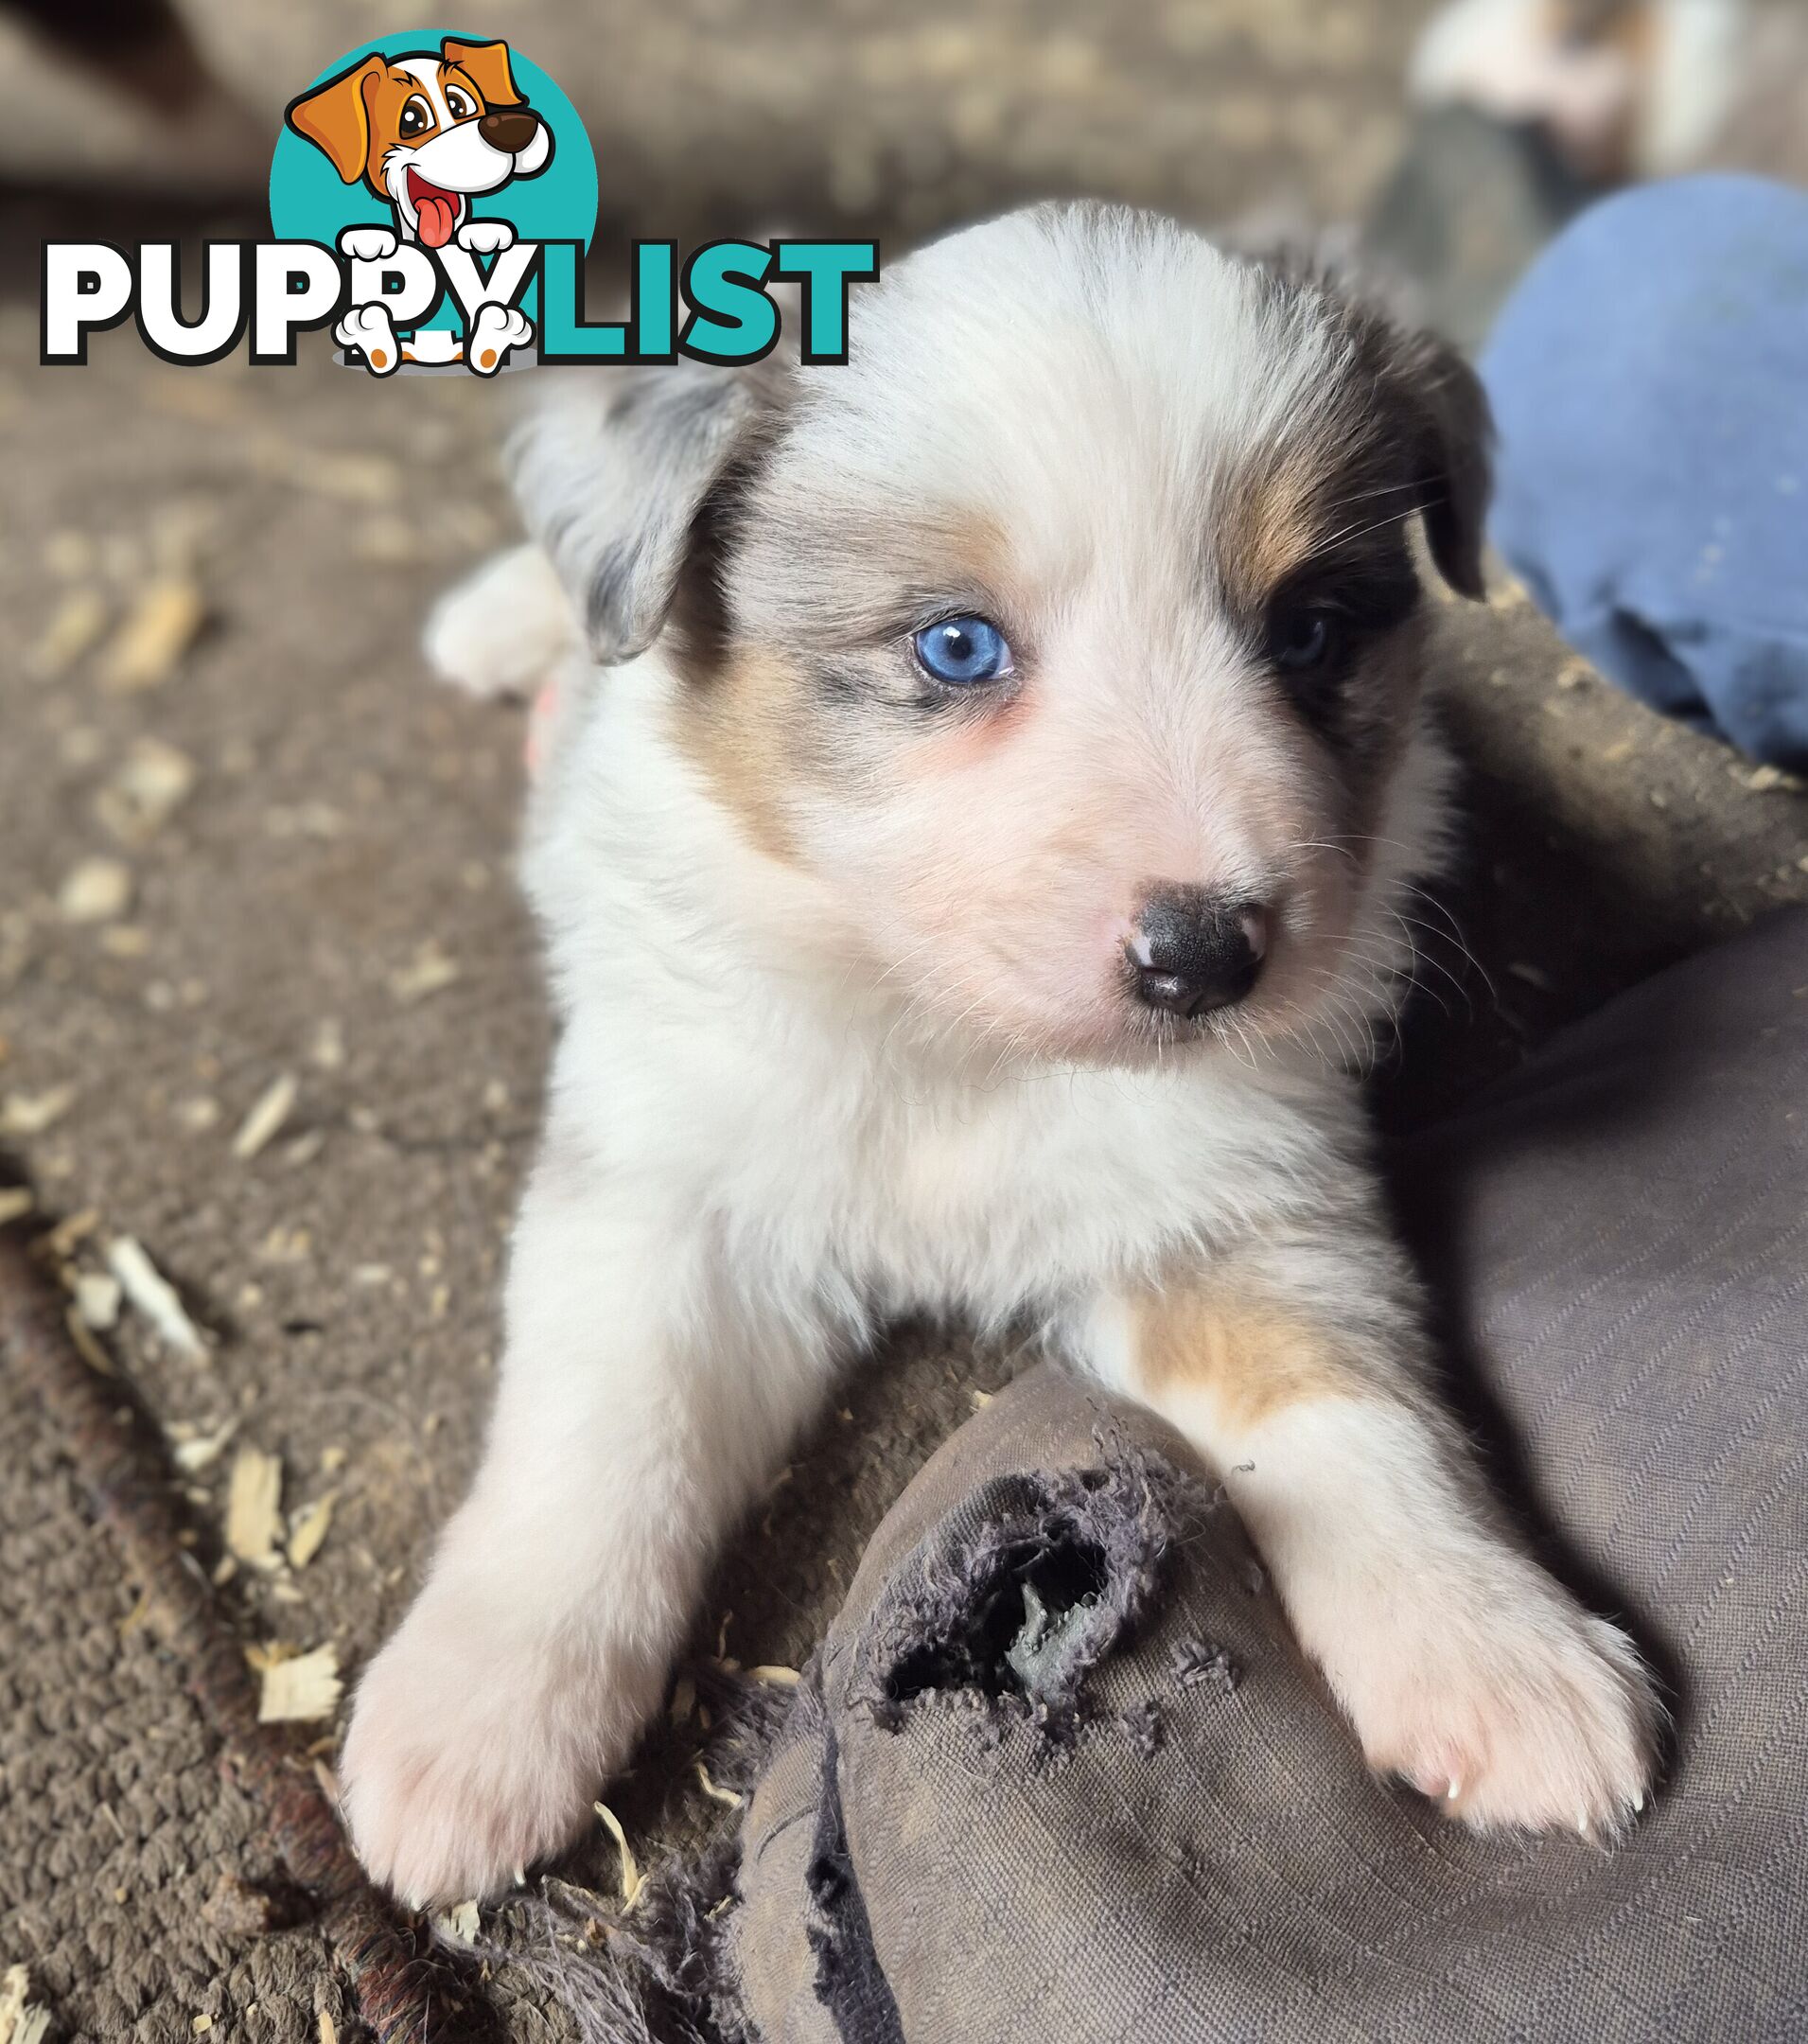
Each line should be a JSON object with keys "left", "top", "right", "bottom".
{"left": 480, "top": 108, "right": 542, "bottom": 155}
{"left": 1129, "top": 887, "right": 1269, "bottom": 1019}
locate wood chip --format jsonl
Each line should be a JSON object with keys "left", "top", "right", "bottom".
{"left": 256, "top": 1644, "right": 341, "bottom": 1723}
{"left": 593, "top": 1803, "right": 644, "bottom": 1909}
{"left": 319, "top": 2015, "right": 337, "bottom": 2044}
{"left": 170, "top": 1417, "right": 237, "bottom": 1474}
{"left": 97, "top": 737, "right": 198, "bottom": 845}
{"left": 694, "top": 1760, "right": 744, "bottom": 1809}
{"left": 748, "top": 1665, "right": 801, "bottom": 1687}
{"left": 108, "top": 1235, "right": 208, "bottom": 1358}
{"left": 65, "top": 1307, "right": 114, "bottom": 1376}
{"left": 58, "top": 855, "right": 133, "bottom": 924}
{"left": 225, "top": 1446, "right": 284, "bottom": 1567}
{"left": 1, "top": 1085, "right": 77, "bottom": 1137}
{"left": 27, "top": 586, "right": 108, "bottom": 678}
{"left": 668, "top": 1673, "right": 696, "bottom": 1725}
{"left": 75, "top": 1270, "right": 122, "bottom": 1330}
{"left": 232, "top": 1073, "right": 298, "bottom": 1162}
{"left": 389, "top": 942, "right": 460, "bottom": 1004}
{"left": 99, "top": 578, "right": 205, "bottom": 692}
{"left": 0, "top": 1189, "right": 33, "bottom": 1227}
{"left": 0, "top": 1965, "right": 51, "bottom": 2044}
{"left": 287, "top": 1491, "right": 336, "bottom": 1571}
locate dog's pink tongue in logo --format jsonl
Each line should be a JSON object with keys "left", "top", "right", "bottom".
{"left": 408, "top": 169, "right": 459, "bottom": 249}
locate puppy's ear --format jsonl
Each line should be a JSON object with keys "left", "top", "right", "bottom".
{"left": 285, "top": 57, "right": 382, "bottom": 185}
{"left": 441, "top": 38, "right": 523, "bottom": 108}
{"left": 505, "top": 361, "right": 790, "bottom": 664}
{"left": 1393, "top": 329, "right": 1493, "bottom": 601}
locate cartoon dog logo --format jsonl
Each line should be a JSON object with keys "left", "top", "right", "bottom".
{"left": 285, "top": 38, "right": 552, "bottom": 368}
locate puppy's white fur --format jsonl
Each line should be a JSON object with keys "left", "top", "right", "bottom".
{"left": 343, "top": 206, "right": 1658, "bottom": 1907}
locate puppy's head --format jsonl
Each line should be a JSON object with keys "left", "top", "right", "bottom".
{"left": 516, "top": 206, "right": 1489, "bottom": 1070}
{"left": 285, "top": 39, "right": 552, "bottom": 247}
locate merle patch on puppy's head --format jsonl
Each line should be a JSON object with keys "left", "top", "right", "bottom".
{"left": 513, "top": 204, "right": 1490, "bottom": 1068}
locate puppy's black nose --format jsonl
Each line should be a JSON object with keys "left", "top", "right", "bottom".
{"left": 1130, "top": 888, "right": 1269, "bottom": 1018}
{"left": 481, "top": 108, "right": 540, "bottom": 153}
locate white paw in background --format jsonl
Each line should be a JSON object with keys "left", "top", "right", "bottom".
{"left": 333, "top": 302, "right": 400, "bottom": 377}
{"left": 337, "top": 224, "right": 400, "bottom": 263}
{"left": 340, "top": 1582, "right": 660, "bottom": 1910}
{"left": 1325, "top": 1571, "right": 1661, "bottom": 1836}
{"left": 422, "top": 543, "right": 575, "bottom": 698}
{"left": 466, "top": 302, "right": 534, "bottom": 376}
{"left": 456, "top": 218, "right": 516, "bottom": 256}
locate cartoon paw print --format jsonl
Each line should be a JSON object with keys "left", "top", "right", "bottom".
{"left": 456, "top": 220, "right": 516, "bottom": 256}
{"left": 338, "top": 225, "right": 399, "bottom": 263}
{"left": 466, "top": 303, "right": 533, "bottom": 376}
{"left": 335, "top": 303, "right": 400, "bottom": 377}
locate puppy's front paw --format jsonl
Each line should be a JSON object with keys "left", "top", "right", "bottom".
{"left": 1336, "top": 1583, "right": 1659, "bottom": 1836}
{"left": 456, "top": 219, "right": 516, "bottom": 256}
{"left": 341, "top": 1593, "right": 642, "bottom": 1909}
{"left": 338, "top": 225, "right": 399, "bottom": 262}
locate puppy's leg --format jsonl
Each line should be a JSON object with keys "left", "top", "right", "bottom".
{"left": 1081, "top": 1217, "right": 1659, "bottom": 1833}
{"left": 422, "top": 542, "right": 576, "bottom": 702}
{"left": 341, "top": 1130, "right": 847, "bottom": 1907}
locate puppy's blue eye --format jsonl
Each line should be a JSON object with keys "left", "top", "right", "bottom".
{"left": 912, "top": 615, "right": 1012, "bottom": 687}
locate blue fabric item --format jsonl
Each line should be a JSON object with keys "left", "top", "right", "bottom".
{"left": 1481, "top": 175, "right": 1808, "bottom": 767}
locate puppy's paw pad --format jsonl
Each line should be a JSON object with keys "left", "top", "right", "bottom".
{"left": 338, "top": 225, "right": 400, "bottom": 263}
{"left": 456, "top": 219, "right": 516, "bottom": 256}
{"left": 1359, "top": 1609, "right": 1659, "bottom": 1837}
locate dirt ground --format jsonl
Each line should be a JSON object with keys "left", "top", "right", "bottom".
{"left": 1, "top": 2, "right": 1804, "bottom": 2039}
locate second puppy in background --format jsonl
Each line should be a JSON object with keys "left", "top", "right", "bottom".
{"left": 347, "top": 203, "right": 1660, "bottom": 1907}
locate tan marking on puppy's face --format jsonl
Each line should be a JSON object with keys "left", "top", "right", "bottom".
{"left": 1132, "top": 1280, "right": 1369, "bottom": 1431}
{"left": 285, "top": 44, "right": 515, "bottom": 197}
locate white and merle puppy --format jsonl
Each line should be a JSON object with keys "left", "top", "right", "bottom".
{"left": 344, "top": 203, "right": 1659, "bottom": 1907}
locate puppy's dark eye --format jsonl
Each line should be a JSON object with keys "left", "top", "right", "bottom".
{"left": 398, "top": 97, "right": 433, "bottom": 138}
{"left": 912, "top": 615, "right": 1013, "bottom": 687}
{"left": 445, "top": 86, "right": 476, "bottom": 120}
{"left": 1267, "top": 601, "right": 1342, "bottom": 673}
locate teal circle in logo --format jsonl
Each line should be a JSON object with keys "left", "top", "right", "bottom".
{"left": 270, "top": 33, "right": 597, "bottom": 344}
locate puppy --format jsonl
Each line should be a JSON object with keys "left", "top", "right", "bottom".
{"left": 344, "top": 203, "right": 1659, "bottom": 1908}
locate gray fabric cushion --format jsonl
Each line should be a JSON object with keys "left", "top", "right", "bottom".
{"left": 730, "top": 907, "right": 1808, "bottom": 2043}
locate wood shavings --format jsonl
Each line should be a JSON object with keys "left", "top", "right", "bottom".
{"left": 58, "top": 855, "right": 133, "bottom": 924}
{"left": 27, "top": 586, "right": 108, "bottom": 678}
{"left": 0, "top": 1965, "right": 51, "bottom": 2044}
{"left": 318, "top": 2015, "right": 337, "bottom": 2044}
{"left": 287, "top": 1492, "right": 337, "bottom": 1570}
{"left": 320, "top": 1445, "right": 348, "bottom": 1475}
{"left": 225, "top": 1447, "right": 284, "bottom": 1569}
{"left": 593, "top": 1803, "right": 644, "bottom": 1910}
{"left": 255, "top": 1644, "right": 342, "bottom": 1723}
{"left": 232, "top": 1074, "right": 298, "bottom": 1162}
{"left": 694, "top": 1760, "right": 743, "bottom": 1809}
{"left": 97, "top": 737, "right": 198, "bottom": 845}
{"left": 1, "top": 1086, "right": 77, "bottom": 1137}
{"left": 310, "top": 1019, "right": 345, "bottom": 1070}
{"left": 99, "top": 577, "right": 205, "bottom": 692}
{"left": 0, "top": 1189, "right": 33, "bottom": 1227}
{"left": 668, "top": 1673, "right": 696, "bottom": 1725}
{"left": 64, "top": 1307, "right": 114, "bottom": 1376}
{"left": 389, "top": 942, "right": 460, "bottom": 1004}
{"left": 970, "top": 1387, "right": 994, "bottom": 1410}
{"left": 434, "top": 1899, "right": 481, "bottom": 1947}
{"left": 44, "top": 1207, "right": 97, "bottom": 1259}
{"left": 748, "top": 1665, "right": 801, "bottom": 1687}
{"left": 107, "top": 1235, "right": 208, "bottom": 1358}
{"left": 74, "top": 1270, "right": 121, "bottom": 1330}
{"left": 715, "top": 1611, "right": 734, "bottom": 1659}
{"left": 170, "top": 1417, "right": 237, "bottom": 1474}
